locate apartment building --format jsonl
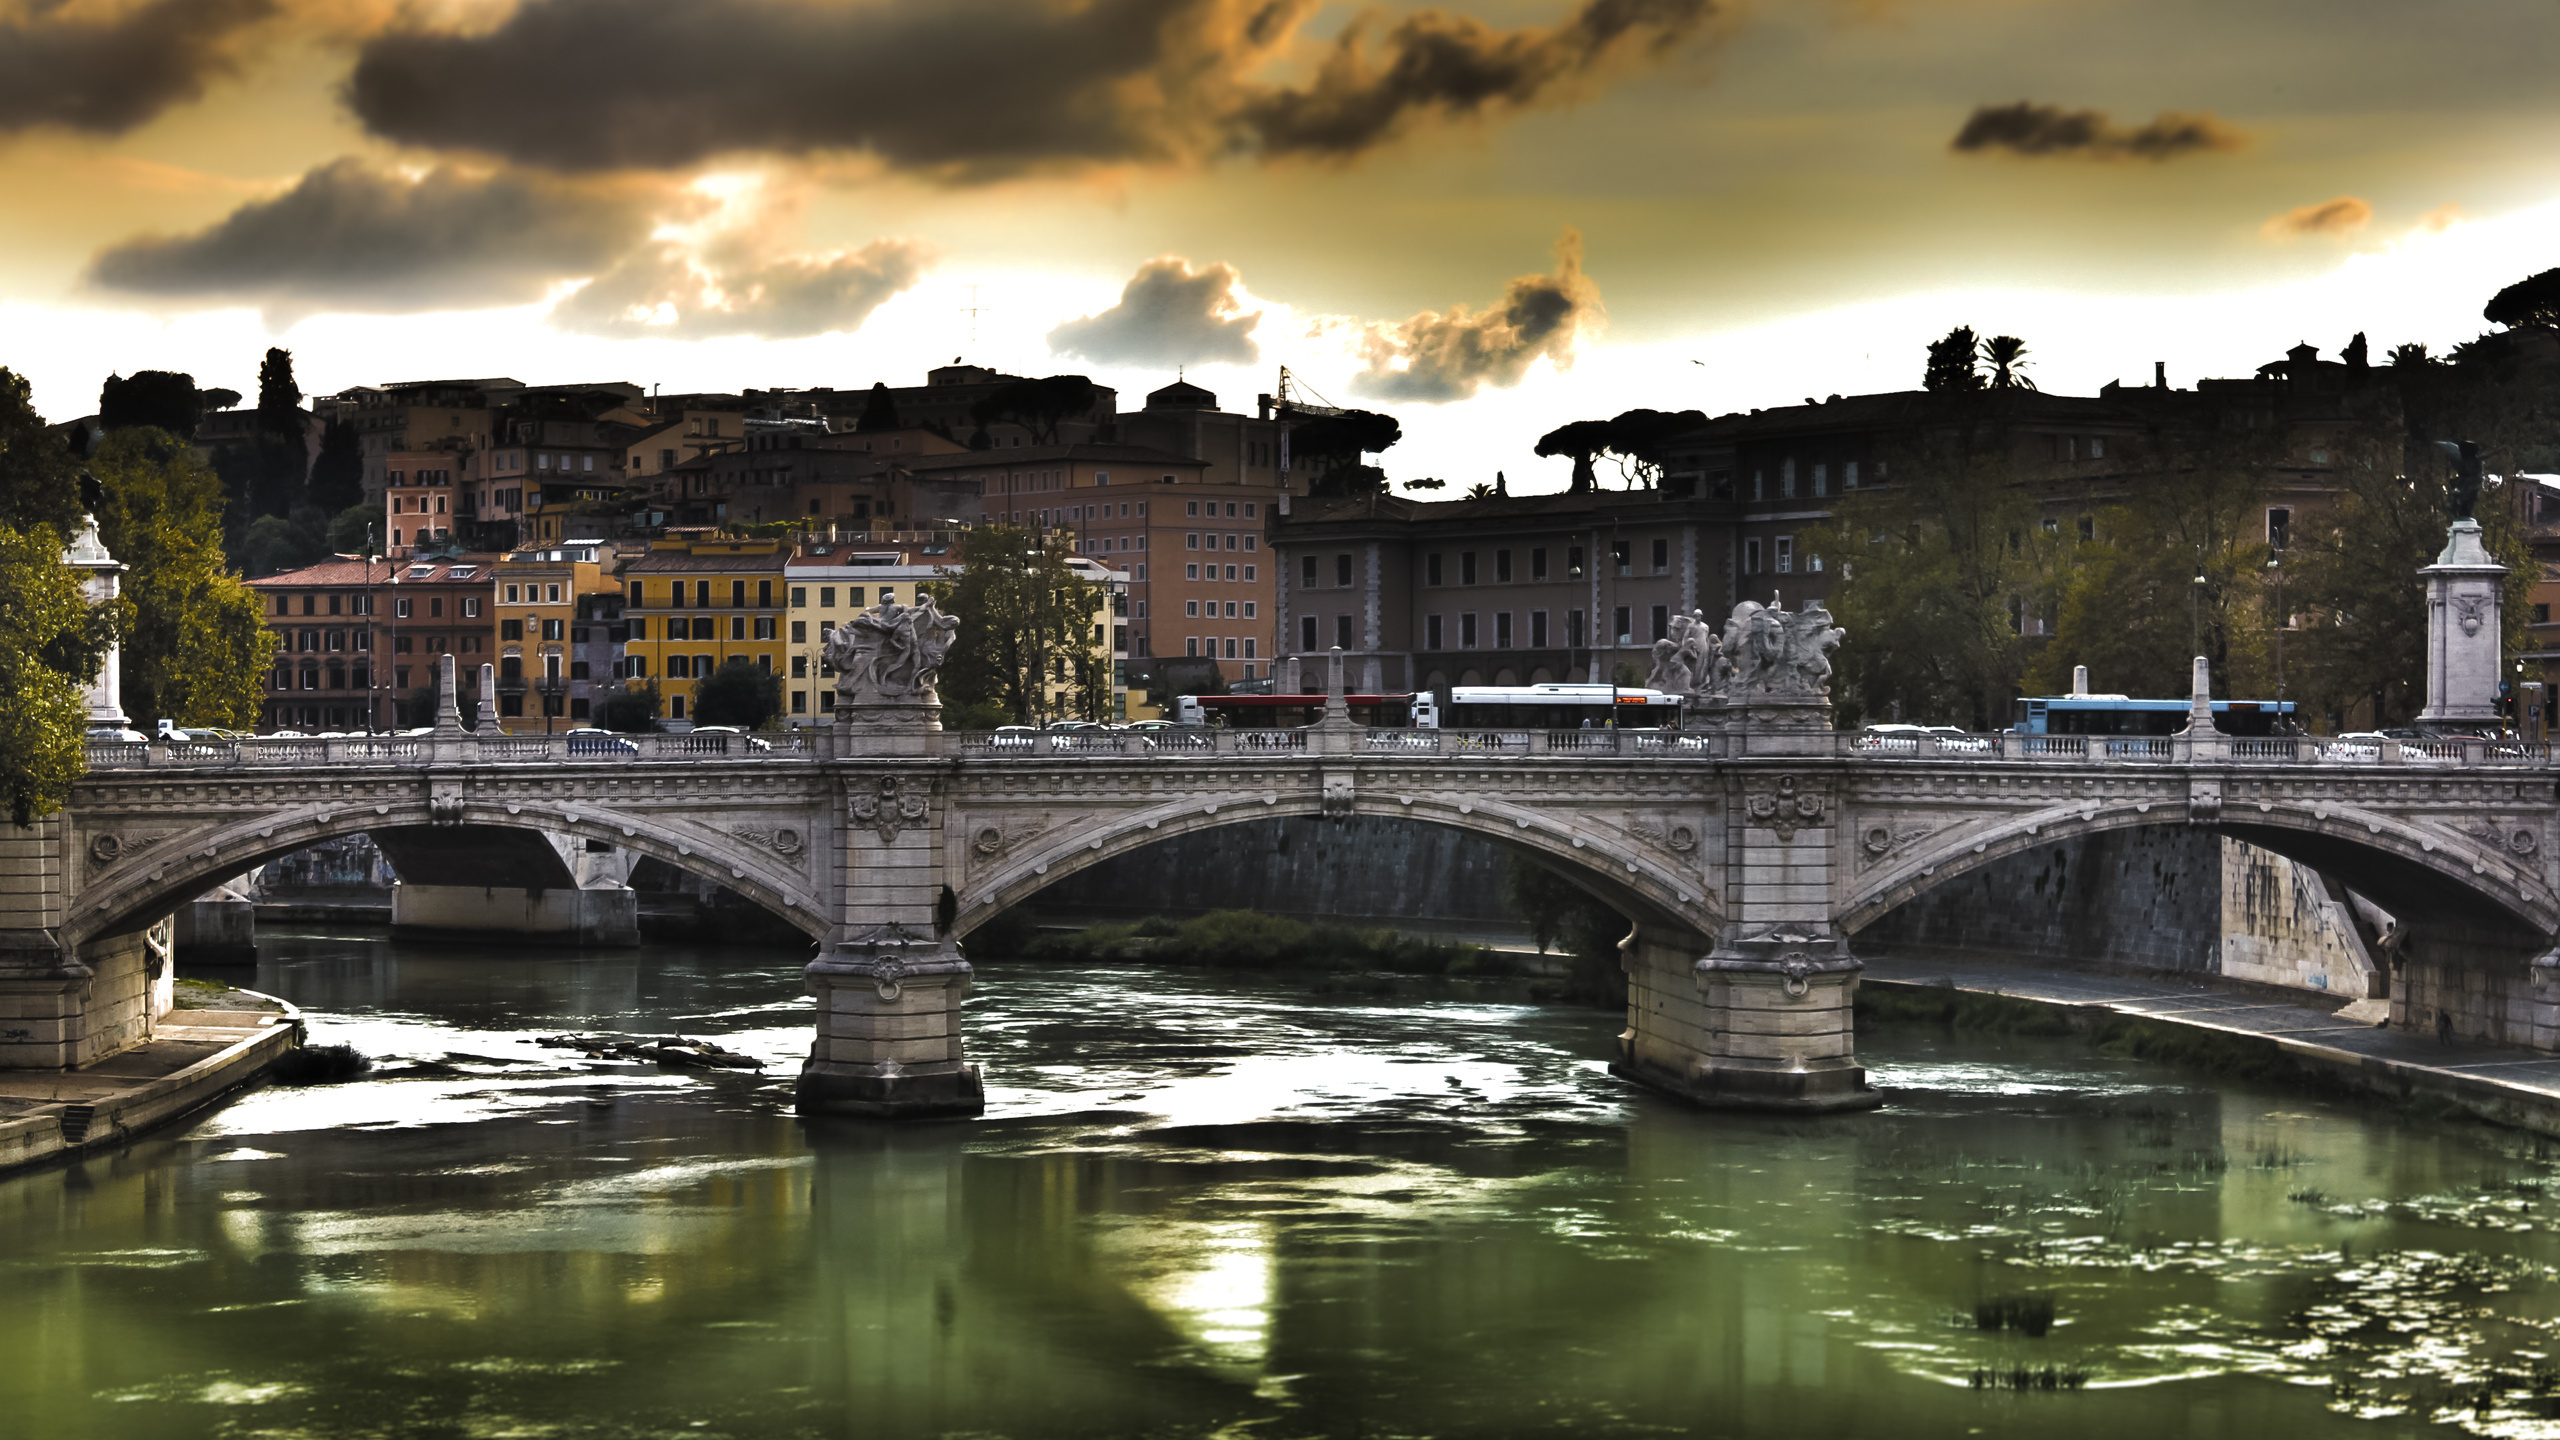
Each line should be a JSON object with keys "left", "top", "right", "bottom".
{"left": 246, "top": 552, "right": 497, "bottom": 730}
{"left": 620, "top": 538, "right": 792, "bottom": 723}
{"left": 1273, "top": 491, "right": 1726, "bottom": 698}
{"left": 462, "top": 420, "right": 640, "bottom": 551}
{"left": 492, "top": 545, "right": 617, "bottom": 730}
{"left": 383, "top": 448, "right": 463, "bottom": 557}
{"left": 782, "top": 544, "right": 950, "bottom": 723}
{"left": 342, "top": 379, "right": 511, "bottom": 502}
{"left": 781, "top": 365, "right": 1120, "bottom": 450}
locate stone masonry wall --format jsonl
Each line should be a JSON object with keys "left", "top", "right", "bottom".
{"left": 2219, "top": 839, "right": 2382, "bottom": 998}
{"left": 1856, "top": 827, "right": 2228, "bottom": 973}
{"left": 1031, "top": 816, "right": 1516, "bottom": 933}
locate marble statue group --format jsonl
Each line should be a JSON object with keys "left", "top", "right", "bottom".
{"left": 1647, "top": 599, "right": 1845, "bottom": 705}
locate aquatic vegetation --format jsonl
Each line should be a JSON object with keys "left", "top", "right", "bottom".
{"left": 266, "top": 1043, "right": 369, "bottom": 1085}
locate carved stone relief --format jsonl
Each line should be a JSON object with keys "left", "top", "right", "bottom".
{"left": 849, "top": 776, "right": 931, "bottom": 843}
{"left": 1743, "top": 776, "right": 1824, "bottom": 841}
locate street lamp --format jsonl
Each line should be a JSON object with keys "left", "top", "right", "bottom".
{"left": 2190, "top": 567, "right": 2207, "bottom": 660}
{"left": 2267, "top": 553, "right": 2286, "bottom": 724}
{"left": 535, "top": 673, "right": 567, "bottom": 734}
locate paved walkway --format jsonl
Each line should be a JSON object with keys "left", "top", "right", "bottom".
{"left": 0, "top": 999, "right": 299, "bottom": 1173}
{"left": 1859, "top": 953, "right": 2560, "bottom": 1132}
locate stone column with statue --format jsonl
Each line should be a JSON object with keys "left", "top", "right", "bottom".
{"left": 802, "top": 594, "right": 983, "bottom": 1118}
{"left": 1626, "top": 598, "right": 1880, "bottom": 1112}
{"left": 2418, "top": 440, "right": 2508, "bottom": 730}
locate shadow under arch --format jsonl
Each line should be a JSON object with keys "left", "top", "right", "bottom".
{"left": 1840, "top": 800, "right": 2556, "bottom": 958}
{"left": 954, "top": 794, "right": 1718, "bottom": 945}
{"left": 64, "top": 800, "right": 831, "bottom": 955}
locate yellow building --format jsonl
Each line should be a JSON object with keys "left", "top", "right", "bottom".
{"left": 492, "top": 545, "right": 615, "bottom": 731}
{"left": 783, "top": 543, "right": 945, "bottom": 724}
{"left": 621, "top": 538, "right": 791, "bottom": 724}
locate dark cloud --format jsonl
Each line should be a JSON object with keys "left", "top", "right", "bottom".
{"left": 0, "top": 0, "right": 276, "bottom": 135}
{"left": 1048, "top": 257, "right": 1262, "bottom": 368}
{"left": 1241, "top": 0, "right": 1719, "bottom": 158}
{"left": 345, "top": 0, "right": 1718, "bottom": 177}
{"left": 1950, "top": 101, "right": 2247, "bottom": 161}
{"left": 552, "top": 238, "right": 934, "bottom": 339}
{"left": 2264, "top": 195, "right": 2373, "bottom": 239}
{"left": 1353, "top": 229, "right": 1600, "bottom": 403}
{"left": 85, "top": 157, "right": 660, "bottom": 321}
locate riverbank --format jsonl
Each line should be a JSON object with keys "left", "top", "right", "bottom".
{"left": 1860, "top": 954, "right": 2560, "bottom": 1139}
{"left": 0, "top": 983, "right": 301, "bottom": 1174}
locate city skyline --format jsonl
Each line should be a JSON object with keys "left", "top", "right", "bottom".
{"left": 4, "top": 0, "right": 2556, "bottom": 483}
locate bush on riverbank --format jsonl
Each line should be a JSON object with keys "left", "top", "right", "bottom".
{"left": 979, "top": 908, "right": 1521, "bottom": 977}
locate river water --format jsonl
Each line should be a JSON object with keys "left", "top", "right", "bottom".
{"left": 8, "top": 933, "right": 2560, "bottom": 1439}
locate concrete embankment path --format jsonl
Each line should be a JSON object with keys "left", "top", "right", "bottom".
{"left": 1861, "top": 955, "right": 2560, "bottom": 1137}
{"left": 0, "top": 992, "right": 301, "bottom": 1174}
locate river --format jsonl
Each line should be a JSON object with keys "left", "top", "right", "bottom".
{"left": 6, "top": 930, "right": 2560, "bottom": 1439}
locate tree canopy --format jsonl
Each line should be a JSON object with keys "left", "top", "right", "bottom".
{"left": 930, "top": 524, "right": 1104, "bottom": 722}
{"left": 308, "top": 418, "right": 363, "bottom": 514}
{"left": 99, "top": 371, "right": 205, "bottom": 436}
{"left": 968, "top": 375, "right": 1097, "bottom": 446}
{"left": 855, "top": 382, "right": 902, "bottom": 433}
{"left": 1924, "top": 326, "right": 1983, "bottom": 393}
{"left": 0, "top": 369, "right": 84, "bottom": 539}
{"left": 691, "top": 657, "right": 783, "bottom": 728}
{"left": 0, "top": 522, "right": 104, "bottom": 825}
{"left": 2485, "top": 267, "right": 2560, "bottom": 331}
{"left": 88, "top": 429, "right": 274, "bottom": 731}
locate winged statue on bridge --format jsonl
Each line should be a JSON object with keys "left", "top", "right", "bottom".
{"left": 826, "top": 594, "right": 961, "bottom": 706}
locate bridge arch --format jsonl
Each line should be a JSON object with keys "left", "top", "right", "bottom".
{"left": 953, "top": 787, "right": 1722, "bottom": 944}
{"left": 63, "top": 796, "right": 832, "bottom": 954}
{"left": 1840, "top": 798, "right": 2559, "bottom": 945}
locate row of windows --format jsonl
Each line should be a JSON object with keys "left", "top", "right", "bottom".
{"left": 386, "top": 469, "right": 451, "bottom": 487}
{"left": 1418, "top": 545, "right": 1606, "bottom": 587}
{"left": 1186, "top": 563, "right": 1254, "bottom": 582}
{"left": 1740, "top": 536, "right": 1821, "bottom": 576}
{"left": 1748, "top": 458, "right": 1869, "bottom": 501}
{"left": 789, "top": 586, "right": 901, "bottom": 609}
{"left": 1185, "top": 600, "right": 1256, "bottom": 619}
{"left": 1186, "top": 500, "right": 1257, "bottom": 519}
{"left": 629, "top": 579, "right": 781, "bottom": 608}
{"left": 498, "top": 619, "right": 568, "bottom": 641}
{"left": 391, "top": 494, "right": 446, "bottom": 514}
{"left": 1188, "top": 532, "right": 1255, "bottom": 552}
{"left": 503, "top": 583, "right": 567, "bottom": 604}
{"left": 626, "top": 653, "right": 778, "bottom": 679}
{"left": 1417, "top": 609, "right": 1593, "bottom": 651}
{"left": 272, "top": 593, "right": 376, "bottom": 616}
{"left": 1184, "top": 637, "right": 1259, "bottom": 659}
{"left": 629, "top": 616, "right": 779, "bottom": 641}
{"left": 282, "top": 629, "right": 365, "bottom": 653}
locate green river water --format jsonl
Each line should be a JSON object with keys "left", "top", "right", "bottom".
{"left": 6, "top": 931, "right": 2560, "bottom": 1439}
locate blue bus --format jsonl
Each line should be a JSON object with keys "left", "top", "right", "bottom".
{"left": 2012, "top": 694, "right": 2298, "bottom": 737}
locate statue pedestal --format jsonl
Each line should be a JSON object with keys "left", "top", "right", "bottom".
{"left": 831, "top": 700, "right": 943, "bottom": 757}
{"left": 2417, "top": 519, "right": 2506, "bottom": 729}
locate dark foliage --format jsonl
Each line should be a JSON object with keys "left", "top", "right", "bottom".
{"left": 2485, "top": 267, "right": 2560, "bottom": 331}
{"left": 98, "top": 370, "right": 204, "bottom": 435}
{"left": 691, "top": 656, "right": 782, "bottom": 728}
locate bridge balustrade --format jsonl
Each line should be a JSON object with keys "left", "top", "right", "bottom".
{"left": 70, "top": 725, "right": 2560, "bottom": 770}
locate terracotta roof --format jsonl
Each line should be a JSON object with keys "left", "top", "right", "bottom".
{"left": 248, "top": 553, "right": 498, "bottom": 586}
{"left": 624, "top": 546, "right": 792, "bottom": 573}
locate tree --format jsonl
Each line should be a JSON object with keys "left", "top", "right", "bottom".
{"left": 98, "top": 371, "right": 204, "bottom": 435}
{"left": 1817, "top": 413, "right": 2047, "bottom": 729}
{"left": 1980, "top": 336, "right": 2034, "bottom": 390}
{"left": 1502, "top": 854, "right": 1628, "bottom": 1005}
{"left": 593, "top": 679, "right": 661, "bottom": 733}
{"left": 1535, "top": 418, "right": 1612, "bottom": 492}
{"left": 2485, "top": 267, "right": 2560, "bottom": 331}
{"left": 930, "top": 524, "right": 1103, "bottom": 723}
{"left": 1924, "top": 326, "right": 1983, "bottom": 393}
{"left": 1465, "top": 481, "right": 1497, "bottom": 499}
{"left": 692, "top": 657, "right": 783, "bottom": 728}
{"left": 308, "top": 418, "right": 363, "bottom": 514}
{"left": 88, "top": 429, "right": 274, "bottom": 730}
{"left": 0, "top": 369, "right": 83, "bottom": 538}
{"left": 0, "top": 523, "right": 109, "bottom": 825}
{"left": 968, "top": 375, "right": 1097, "bottom": 445}
{"left": 246, "top": 347, "right": 308, "bottom": 517}
{"left": 1600, "top": 408, "right": 1705, "bottom": 488}
{"left": 238, "top": 509, "right": 330, "bottom": 577}
{"left": 855, "top": 382, "right": 902, "bottom": 433}
{"left": 1293, "top": 409, "right": 1403, "bottom": 498}
{"left": 326, "top": 502, "right": 378, "bottom": 554}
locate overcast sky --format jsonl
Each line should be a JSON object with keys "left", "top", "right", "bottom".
{"left": 5, "top": 0, "right": 2556, "bottom": 490}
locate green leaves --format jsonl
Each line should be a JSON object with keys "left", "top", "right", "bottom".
{"left": 0, "top": 523, "right": 103, "bottom": 826}
{"left": 89, "top": 428, "right": 273, "bottom": 730}
{"left": 929, "top": 524, "right": 1105, "bottom": 723}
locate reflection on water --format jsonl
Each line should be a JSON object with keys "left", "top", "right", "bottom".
{"left": 9, "top": 930, "right": 2560, "bottom": 1437}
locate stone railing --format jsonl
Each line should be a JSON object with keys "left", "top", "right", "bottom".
{"left": 76, "top": 725, "right": 2559, "bottom": 770}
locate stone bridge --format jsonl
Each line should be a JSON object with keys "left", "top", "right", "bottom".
{"left": 9, "top": 647, "right": 2559, "bottom": 1120}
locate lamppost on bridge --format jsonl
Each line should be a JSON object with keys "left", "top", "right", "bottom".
{"left": 2267, "top": 553, "right": 2287, "bottom": 727}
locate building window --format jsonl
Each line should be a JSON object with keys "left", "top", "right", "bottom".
{"left": 1531, "top": 610, "right": 1549, "bottom": 648}
{"left": 461, "top": 598, "right": 479, "bottom": 618}
{"left": 501, "top": 619, "right": 522, "bottom": 640}
{"left": 1242, "top": 565, "right": 1254, "bottom": 582}
{"left": 505, "top": 584, "right": 520, "bottom": 603}
{"left": 629, "top": 618, "right": 647, "bottom": 640}
{"left": 1302, "top": 555, "right": 1318, "bottom": 587}
{"left": 1495, "top": 550, "right": 1512, "bottom": 583}
{"left": 1530, "top": 548, "right": 1548, "bottom": 582}
{"left": 1495, "top": 611, "right": 1513, "bottom": 648}
{"left": 1242, "top": 602, "right": 1257, "bottom": 619}
{"left": 1186, "top": 564, "right": 1199, "bottom": 581}
{"left": 730, "top": 616, "right": 746, "bottom": 640}
{"left": 791, "top": 620, "right": 806, "bottom": 643}
{"left": 1461, "top": 552, "right": 1478, "bottom": 585}
{"left": 543, "top": 619, "right": 563, "bottom": 641}
{"left": 1776, "top": 536, "right": 1794, "bottom": 574}
{"left": 1335, "top": 553, "right": 1353, "bottom": 587}
{"left": 1186, "top": 500, "right": 1199, "bottom": 516}
{"left": 1186, "top": 600, "right": 1199, "bottom": 617}
{"left": 1569, "top": 609, "right": 1587, "bottom": 648}
{"left": 1186, "top": 532, "right": 1199, "bottom": 550}
{"left": 1568, "top": 546, "right": 1584, "bottom": 578}
{"left": 1336, "top": 614, "right": 1354, "bottom": 649}
{"left": 1426, "top": 614, "right": 1444, "bottom": 650}
{"left": 1427, "top": 554, "right": 1443, "bottom": 586}
{"left": 1782, "top": 457, "right": 1797, "bottom": 498}
{"left": 2078, "top": 515, "right": 2095, "bottom": 541}
{"left": 819, "top": 586, "right": 835, "bottom": 608}
{"left": 2267, "top": 507, "right": 2291, "bottom": 550}
{"left": 1612, "top": 540, "right": 1630, "bottom": 576}
{"left": 1651, "top": 538, "right": 1668, "bottom": 574}
{"left": 1614, "top": 606, "right": 1632, "bottom": 644}
{"left": 1845, "top": 461, "right": 1860, "bottom": 490}
{"left": 1650, "top": 605, "right": 1668, "bottom": 642}
{"left": 1186, "top": 637, "right": 1200, "bottom": 657}
{"left": 1745, "top": 538, "right": 1762, "bottom": 574}
{"left": 1301, "top": 614, "right": 1318, "bottom": 650}
{"left": 1752, "top": 470, "right": 1764, "bottom": 501}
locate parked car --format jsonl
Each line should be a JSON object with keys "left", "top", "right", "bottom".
{"left": 686, "top": 724, "right": 772, "bottom": 752}
{"left": 85, "top": 726, "right": 148, "bottom": 743}
{"left": 988, "top": 726, "right": 1038, "bottom": 750}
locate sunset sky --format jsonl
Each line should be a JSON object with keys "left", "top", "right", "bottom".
{"left": 5, "top": 0, "right": 2557, "bottom": 489}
